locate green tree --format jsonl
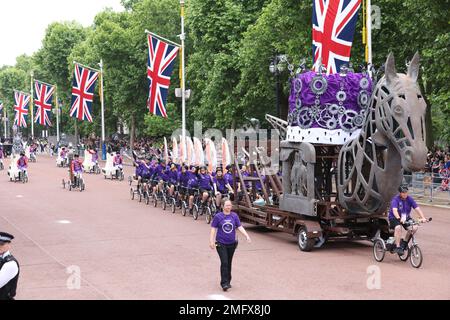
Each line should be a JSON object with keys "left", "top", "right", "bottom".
{"left": 0, "top": 67, "right": 29, "bottom": 136}
{"left": 186, "top": 0, "right": 270, "bottom": 130}
{"left": 33, "top": 21, "right": 87, "bottom": 139}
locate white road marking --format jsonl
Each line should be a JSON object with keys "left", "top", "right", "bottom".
{"left": 57, "top": 220, "right": 72, "bottom": 224}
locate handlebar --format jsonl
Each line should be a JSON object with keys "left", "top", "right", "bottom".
{"left": 403, "top": 217, "right": 432, "bottom": 227}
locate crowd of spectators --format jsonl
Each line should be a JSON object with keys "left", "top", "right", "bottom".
{"left": 424, "top": 146, "right": 450, "bottom": 191}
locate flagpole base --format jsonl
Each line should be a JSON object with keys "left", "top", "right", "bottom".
{"left": 102, "top": 143, "right": 107, "bottom": 161}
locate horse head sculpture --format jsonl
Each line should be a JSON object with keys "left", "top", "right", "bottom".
{"left": 373, "top": 52, "right": 428, "bottom": 171}
{"left": 338, "top": 53, "right": 428, "bottom": 215}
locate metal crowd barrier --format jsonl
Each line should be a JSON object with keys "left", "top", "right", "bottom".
{"left": 403, "top": 172, "right": 450, "bottom": 205}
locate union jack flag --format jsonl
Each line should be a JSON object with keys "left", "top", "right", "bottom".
{"left": 70, "top": 64, "right": 99, "bottom": 122}
{"left": 13, "top": 91, "right": 30, "bottom": 128}
{"left": 313, "top": 0, "right": 361, "bottom": 74}
{"left": 34, "top": 81, "right": 55, "bottom": 127}
{"left": 147, "top": 34, "right": 180, "bottom": 118}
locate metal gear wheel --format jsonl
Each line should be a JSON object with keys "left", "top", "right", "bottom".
{"left": 339, "top": 110, "right": 358, "bottom": 133}
{"left": 310, "top": 75, "right": 328, "bottom": 95}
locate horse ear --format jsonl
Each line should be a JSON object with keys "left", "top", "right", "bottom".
{"left": 385, "top": 53, "right": 398, "bottom": 85}
{"left": 407, "top": 52, "right": 420, "bottom": 83}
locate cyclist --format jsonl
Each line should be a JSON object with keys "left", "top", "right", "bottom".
{"left": 60, "top": 147, "right": 69, "bottom": 166}
{"left": 71, "top": 154, "right": 84, "bottom": 187}
{"left": 213, "top": 167, "right": 234, "bottom": 210}
{"left": 167, "top": 164, "right": 179, "bottom": 198}
{"left": 17, "top": 152, "right": 28, "bottom": 180}
{"left": 187, "top": 165, "right": 199, "bottom": 215}
{"left": 88, "top": 148, "right": 99, "bottom": 167}
{"left": 388, "top": 185, "right": 428, "bottom": 255}
{"left": 198, "top": 166, "right": 214, "bottom": 207}
{"left": 177, "top": 165, "right": 191, "bottom": 206}
{"left": 113, "top": 151, "right": 123, "bottom": 178}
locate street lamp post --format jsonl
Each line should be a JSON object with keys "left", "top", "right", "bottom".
{"left": 269, "top": 54, "right": 288, "bottom": 119}
{"left": 30, "top": 71, "right": 34, "bottom": 140}
{"left": 180, "top": 0, "right": 187, "bottom": 144}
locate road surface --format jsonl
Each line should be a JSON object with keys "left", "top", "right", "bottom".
{"left": 1, "top": 155, "right": 449, "bottom": 300}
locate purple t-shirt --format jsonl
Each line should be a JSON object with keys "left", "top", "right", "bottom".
{"left": 388, "top": 195, "right": 418, "bottom": 220}
{"left": 198, "top": 173, "right": 213, "bottom": 190}
{"left": 211, "top": 212, "right": 242, "bottom": 245}
{"left": 214, "top": 176, "right": 229, "bottom": 193}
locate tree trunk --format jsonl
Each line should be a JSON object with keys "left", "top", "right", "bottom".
{"left": 130, "top": 114, "right": 136, "bottom": 150}
{"left": 422, "top": 82, "right": 434, "bottom": 150}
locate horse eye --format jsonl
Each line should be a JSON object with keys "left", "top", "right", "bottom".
{"left": 417, "top": 94, "right": 423, "bottom": 99}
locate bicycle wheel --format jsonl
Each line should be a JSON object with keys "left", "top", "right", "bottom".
{"left": 373, "top": 239, "right": 386, "bottom": 262}
{"left": 399, "top": 247, "right": 410, "bottom": 261}
{"left": 182, "top": 203, "right": 187, "bottom": 216}
{"left": 162, "top": 196, "right": 167, "bottom": 211}
{"left": 205, "top": 207, "right": 212, "bottom": 224}
{"left": 410, "top": 245, "right": 423, "bottom": 268}
{"left": 171, "top": 199, "right": 176, "bottom": 214}
{"left": 193, "top": 205, "right": 199, "bottom": 220}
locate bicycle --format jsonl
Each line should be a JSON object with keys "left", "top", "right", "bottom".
{"left": 170, "top": 185, "right": 182, "bottom": 214}
{"left": 63, "top": 172, "right": 85, "bottom": 192}
{"left": 194, "top": 190, "right": 216, "bottom": 223}
{"left": 19, "top": 169, "right": 28, "bottom": 184}
{"left": 373, "top": 218, "right": 432, "bottom": 268}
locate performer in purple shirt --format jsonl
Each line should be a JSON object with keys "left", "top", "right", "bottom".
{"left": 187, "top": 166, "right": 199, "bottom": 215}
{"left": 389, "top": 185, "right": 427, "bottom": 254}
{"left": 167, "top": 164, "right": 179, "bottom": 198}
{"left": 198, "top": 166, "right": 213, "bottom": 206}
{"left": 210, "top": 200, "right": 251, "bottom": 291}
{"left": 213, "top": 167, "right": 234, "bottom": 209}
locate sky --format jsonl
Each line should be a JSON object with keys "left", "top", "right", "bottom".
{"left": 0, "top": 0, "right": 124, "bottom": 67}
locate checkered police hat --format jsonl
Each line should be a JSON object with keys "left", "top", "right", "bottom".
{"left": 0, "top": 232, "right": 14, "bottom": 243}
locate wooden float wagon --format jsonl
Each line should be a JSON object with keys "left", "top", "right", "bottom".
{"left": 231, "top": 142, "right": 391, "bottom": 252}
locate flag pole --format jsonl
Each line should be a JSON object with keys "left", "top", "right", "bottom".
{"left": 367, "top": 0, "right": 373, "bottom": 77}
{"left": 180, "top": 0, "right": 186, "bottom": 143}
{"left": 99, "top": 59, "right": 106, "bottom": 161}
{"left": 2, "top": 101, "right": 6, "bottom": 140}
{"left": 55, "top": 87, "right": 60, "bottom": 143}
{"left": 73, "top": 61, "right": 101, "bottom": 73}
{"left": 30, "top": 71, "right": 34, "bottom": 140}
{"left": 145, "top": 30, "right": 181, "bottom": 48}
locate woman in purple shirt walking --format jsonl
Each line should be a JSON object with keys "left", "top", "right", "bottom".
{"left": 209, "top": 200, "right": 251, "bottom": 291}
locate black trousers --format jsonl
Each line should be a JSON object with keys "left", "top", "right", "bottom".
{"left": 216, "top": 242, "right": 237, "bottom": 288}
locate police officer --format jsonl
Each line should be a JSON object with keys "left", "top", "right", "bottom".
{"left": 0, "top": 232, "right": 19, "bottom": 300}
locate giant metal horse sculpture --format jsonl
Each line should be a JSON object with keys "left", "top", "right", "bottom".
{"left": 337, "top": 52, "right": 428, "bottom": 215}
